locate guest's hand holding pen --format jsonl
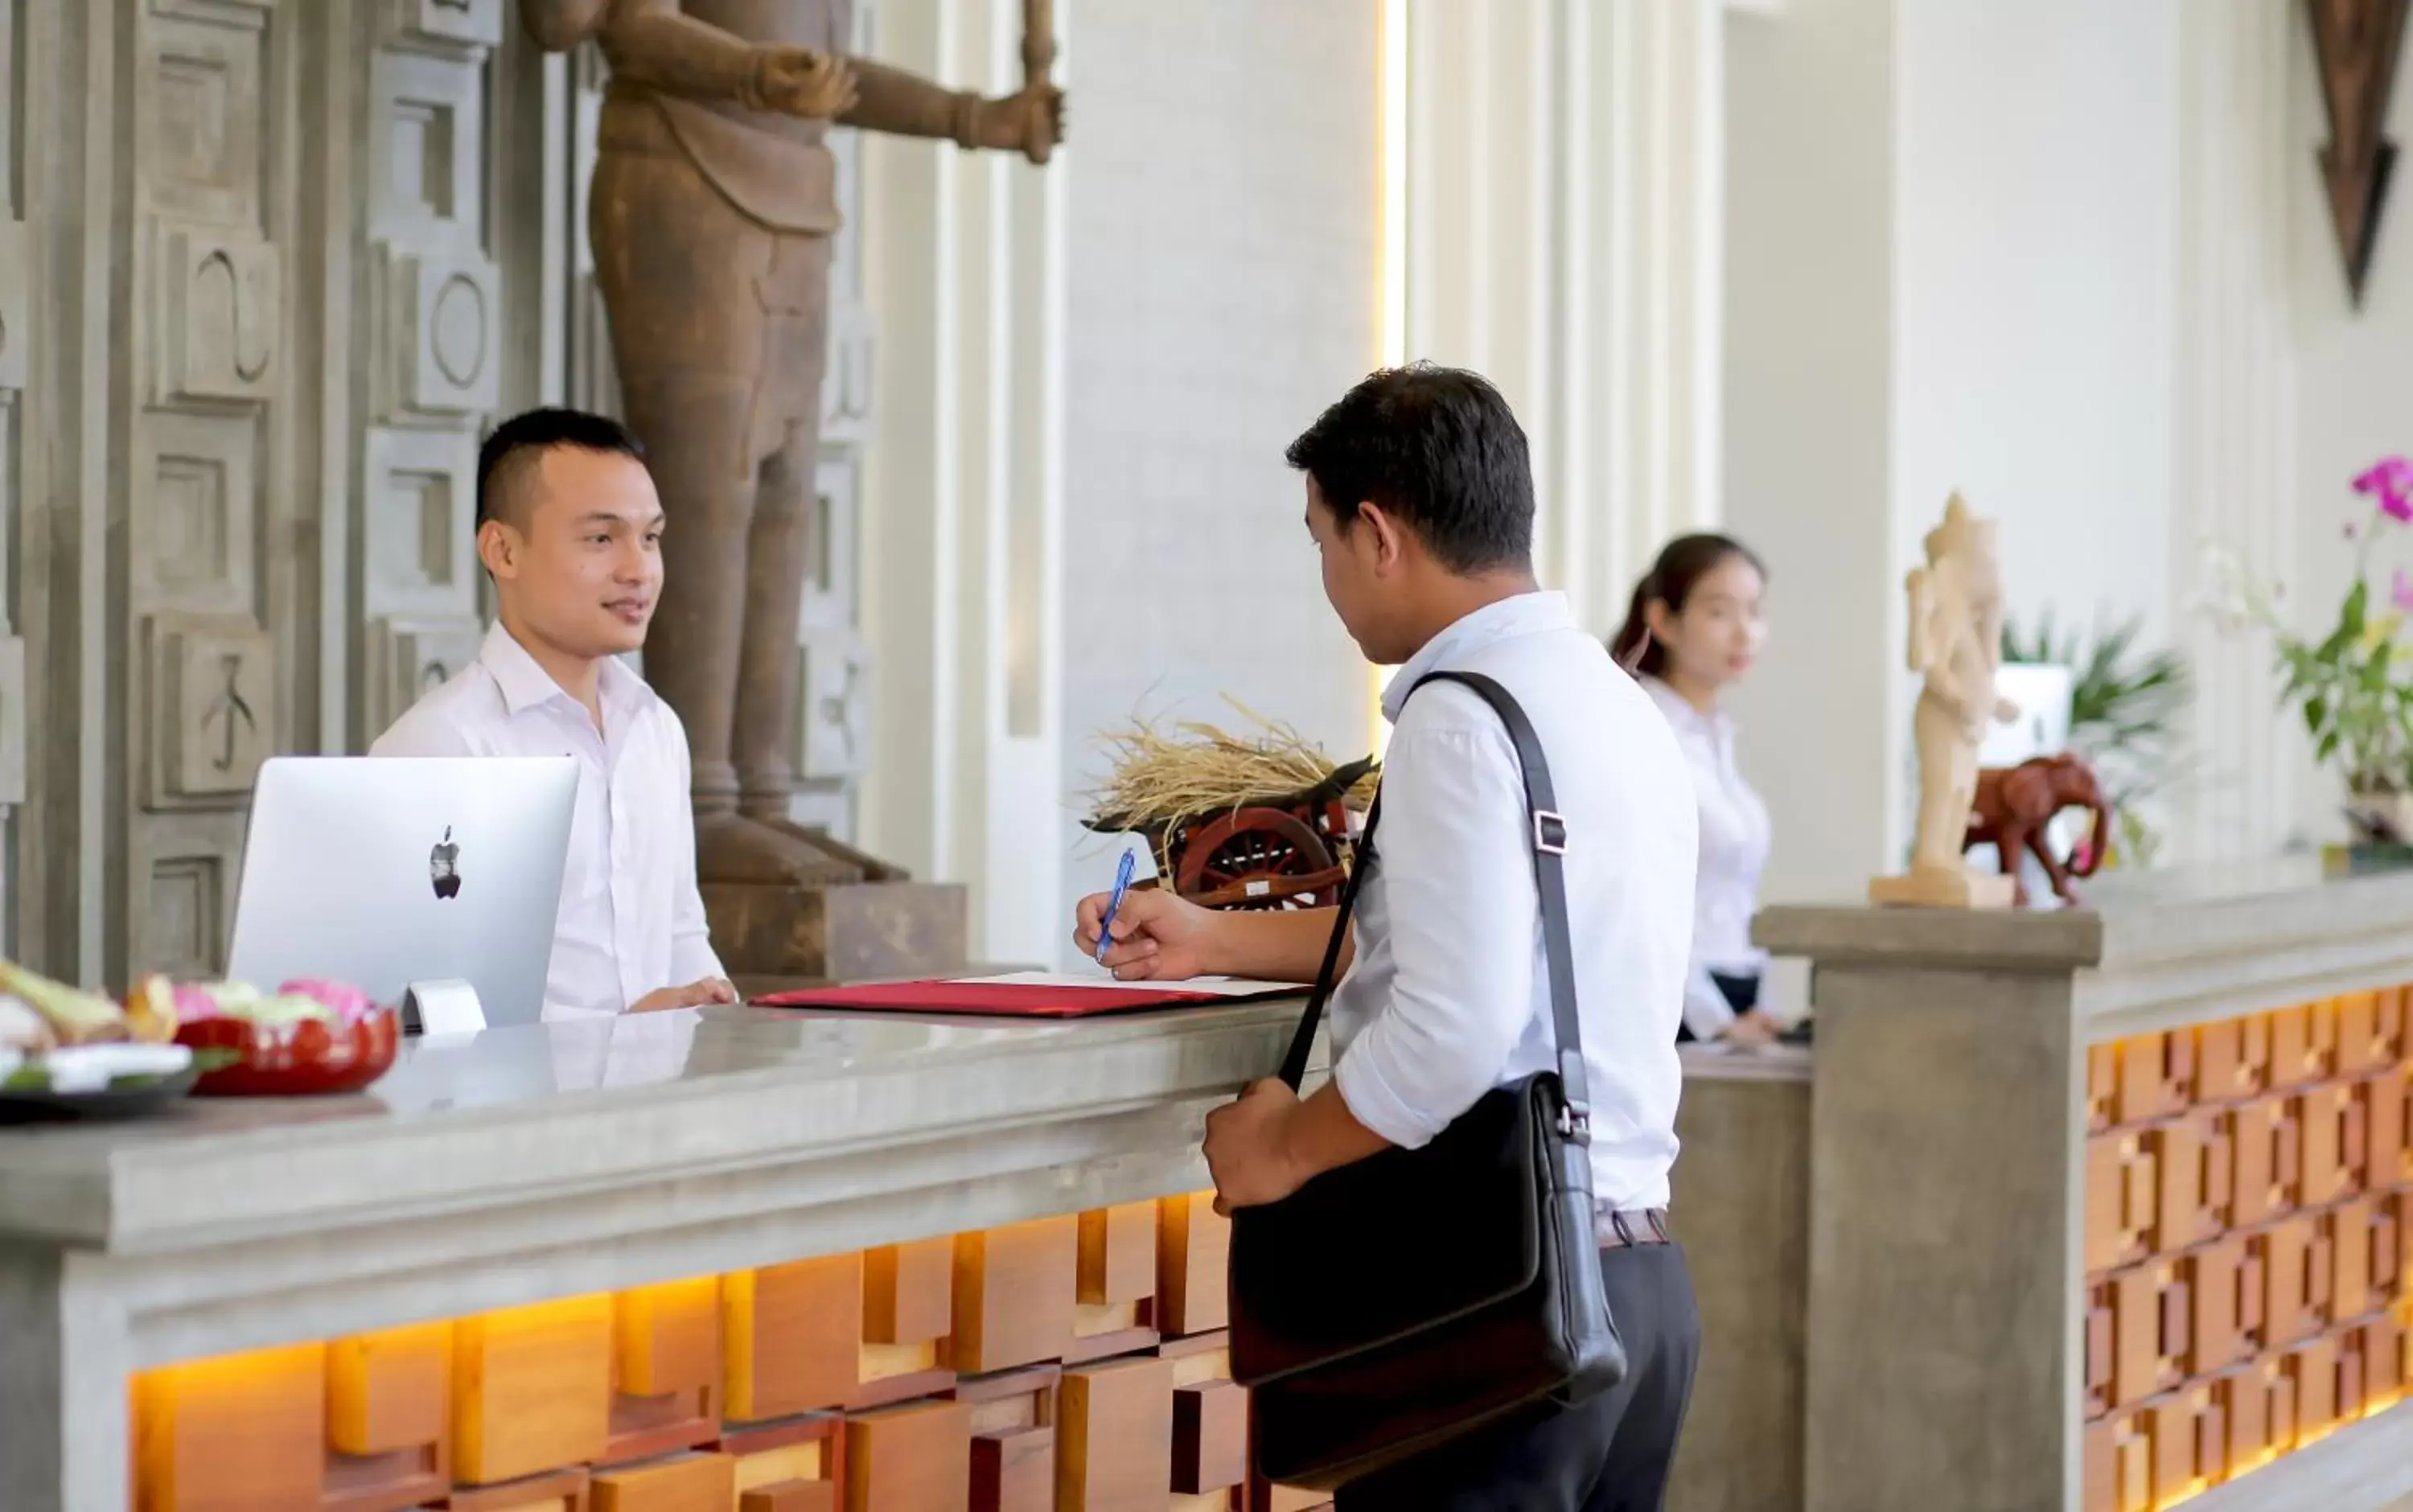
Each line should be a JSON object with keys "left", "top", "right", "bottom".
{"left": 1073, "top": 887, "right": 1219, "bottom": 981}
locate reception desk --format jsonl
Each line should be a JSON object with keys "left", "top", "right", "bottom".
{"left": 0, "top": 1002, "right": 1322, "bottom": 1512}
{"left": 1729, "top": 861, "right": 2413, "bottom": 1512}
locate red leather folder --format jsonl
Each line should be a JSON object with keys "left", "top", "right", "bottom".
{"left": 750, "top": 978, "right": 1297, "bottom": 1018}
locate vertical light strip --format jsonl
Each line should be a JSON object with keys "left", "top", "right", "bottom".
{"left": 1370, "top": 0, "right": 1410, "bottom": 759}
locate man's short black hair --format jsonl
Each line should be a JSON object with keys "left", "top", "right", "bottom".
{"left": 1284, "top": 364, "right": 1535, "bottom": 573}
{"left": 476, "top": 407, "right": 646, "bottom": 528}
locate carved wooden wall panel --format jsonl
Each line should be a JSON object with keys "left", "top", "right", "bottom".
{"left": 2082, "top": 989, "right": 2413, "bottom": 1511}
{"left": 126, "top": 1193, "right": 1331, "bottom": 1511}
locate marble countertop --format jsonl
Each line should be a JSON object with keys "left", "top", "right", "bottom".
{"left": 0, "top": 1000, "right": 1309, "bottom": 1254}
{"left": 1754, "top": 857, "right": 2413, "bottom": 1032}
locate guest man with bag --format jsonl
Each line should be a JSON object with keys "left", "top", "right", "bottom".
{"left": 1073, "top": 365, "right": 1702, "bottom": 1510}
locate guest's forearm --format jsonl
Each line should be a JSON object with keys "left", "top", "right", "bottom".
{"left": 1208, "top": 907, "right": 1351, "bottom": 984}
{"left": 1280, "top": 1080, "right": 1391, "bottom": 1182}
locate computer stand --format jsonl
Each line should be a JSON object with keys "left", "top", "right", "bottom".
{"left": 399, "top": 979, "right": 487, "bottom": 1037}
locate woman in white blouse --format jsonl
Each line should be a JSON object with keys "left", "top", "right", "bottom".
{"left": 1612, "top": 535, "right": 1780, "bottom": 1046}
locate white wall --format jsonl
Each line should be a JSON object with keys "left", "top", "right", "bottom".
{"left": 1054, "top": 0, "right": 1379, "bottom": 955}
{"left": 1893, "top": 0, "right": 2179, "bottom": 653}
{"left": 2288, "top": 6, "right": 2413, "bottom": 842}
{"left": 1722, "top": 0, "right": 1900, "bottom": 905}
{"left": 1725, "top": 0, "right": 2186, "bottom": 902}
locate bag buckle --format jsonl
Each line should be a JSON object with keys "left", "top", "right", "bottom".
{"left": 1533, "top": 808, "right": 1568, "bottom": 855}
{"left": 1556, "top": 1100, "right": 1592, "bottom": 1143}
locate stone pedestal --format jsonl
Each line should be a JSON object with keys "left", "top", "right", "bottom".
{"left": 705, "top": 881, "right": 970, "bottom": 983}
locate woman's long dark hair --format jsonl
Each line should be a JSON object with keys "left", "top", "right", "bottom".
{"left": 1611, "top": 533, "right": 1766, "bottom": 678}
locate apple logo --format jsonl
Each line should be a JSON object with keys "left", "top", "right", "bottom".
{"left": 430, "top": 826, "right": 462, "bottom": 900}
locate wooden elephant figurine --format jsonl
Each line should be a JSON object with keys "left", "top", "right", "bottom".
{"left": 1963, "top": 753, "right": 2111, "bottom": 907}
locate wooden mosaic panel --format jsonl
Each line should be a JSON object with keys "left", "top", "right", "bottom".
{"left": 128, "top": 1194, "right": 1330, "bottom": 1512}
{"left": 2082, "top": 988, "right": 2413, "bottom": 1512}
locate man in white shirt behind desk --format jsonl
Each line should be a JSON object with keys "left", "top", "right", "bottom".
{"left": 1075, "top": 365, "right": 1702, "bottom": 1510}
{"left": 373, "top": 407, "right": 735, "bottom": 1023}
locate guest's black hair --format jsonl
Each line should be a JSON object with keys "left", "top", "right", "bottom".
{"left": 1285, "top": 364, "right": 1535, "bottom": 573}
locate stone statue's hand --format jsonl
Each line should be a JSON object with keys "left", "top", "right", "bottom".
{"left": 754, "top": 46, "right": 857, "bottom": 119}
{"left": 993, "top": 84, "right": 1066, "bottom": 162}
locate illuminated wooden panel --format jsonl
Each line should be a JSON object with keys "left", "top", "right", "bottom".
{"left": 2325, "top": 1198, "right": 2377, "bottom": 1323}
{"left": 607, "top": 1279, "right": 720, "bottom": 1465}
{"left": 2148, "top": 1386, "right": 2220, "bottom": 1505}
{"left": 857, "top": 1236, "right": 956, "bottom": 1409}
{"left": 441, "top": 1465, "right": 590, "bottom": 1510}
{"left": 2369, "top": 1065, "right": 2411, "bottom": 1190}
{"left": 453, "top": 1296, "right": 614, "bottom": 1486}
{"left": 949, "top": 1216, "right": 1077, "bottom": 1374}
{"left": 2111, "top": 1263, "right": 2184, "bottom": 1409}
{"left": 2152, "top": 1110, "right": 2230, "bottom": 1251}
{"left": 2087, "top": 1042, "right": 2118, "bottom": 1132}
{"left": 2269, "top": 1001, "right": 2338, "bottom": 1090}
{"left": 2336, "top": 988, "right": 2404, "bottom": 1074}
{"left": 969, "top": 1426, "right": 1054, "bottom": 1512}
{"left": 2084, "top": 1280, "right": 2115, "bottom": 1419}
{"left": 2184, "top": 1236, "right": 2253, "bottom": 1377}
{"left": 1157, "top": 1194, "right": 1231, "bottom": 1337}
{"left": 2116, "top": 1032, "right": 2190, "bottom": 1125}
{"left": 2084, "top": 1136, "right": 2129, "bottom": 1276}
{"left": 2256, "top": 1217, "right": 2328, "bottom": 1349}
{"left": 329, "top": 1321, "right": 450, "bottom": 1456}
{"left": 845, "top": 1399, "right": 972, "bottom": 1512}
{"left": 136, "top": 1342, "right": 327, "bottom": 1512}
{"left": 2285, "top": 1335, "right": 2341, "bottom": 1444}
{"left": 1079, "top": 1202, "right": 1158, "bottom": 1307}
{"left": 2296, "top": 1083, "right": 2366, "bottom": 1208}
{"left": 2193, "top": 1014, "right": 2270, "bottom": 1104}
{"left": 2365, "top": 1311, "right": 2408, "bottom": 1404}
{"left": 324, "top": 1321, "right": 451, "bottom": 1511}
{"left": 1172, "top": 1380, "right": 1248, "bottom": 1496}
{"left": 725, "top": 1254, "right": 861, "bottom": 1422}
{"left": 718, "top": 1414, "right": 841, "bottom": 1510}
{"left": 590, "top": 1450, "right": 734, "bottom": 1511}
{"left": 864, "top": 1237, "right": 953, "bottom": 1346}
{"left": 2226, "top": 1096, "right": 2300, "bottom": 1229}
{"left": 1058, "top": 1356, "right": 1174, "bottom": 1510}
{"left": 2082, "top": 1415, "right": 2117, "bottom": 1512}
{"left": 2390, "top": 1193, "right": 2413, "bottom": 1302}
{"left": 739, "top": 1482, "right": 836, "bottom": 1512}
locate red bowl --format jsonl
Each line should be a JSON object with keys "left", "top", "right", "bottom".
{"left": 176, "top": 1006, "right": 400, "bottom": 1096}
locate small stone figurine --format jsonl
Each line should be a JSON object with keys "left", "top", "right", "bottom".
{"left": 1872, "top": 494, "right": 2020, "bottom": 909}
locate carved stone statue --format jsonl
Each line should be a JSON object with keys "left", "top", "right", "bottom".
{"left": 522, "top": 0, "right": 1063, "bottom": 888}
{"left": 1871, "top": 494, "right": 2020, "bottom": 910}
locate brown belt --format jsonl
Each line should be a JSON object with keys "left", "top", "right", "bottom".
{"left": 1594, "top": 1206, "right": 1672, "bottom": 1249}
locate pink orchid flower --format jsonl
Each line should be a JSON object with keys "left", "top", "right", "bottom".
{"left": 2355, "top": 456, "right": 2413, "bottom": 522}
{"left": 2394, "top": 567, "right": 2413, "bottom": 613}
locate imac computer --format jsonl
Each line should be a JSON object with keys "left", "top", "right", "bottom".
{"left": 225, "top": 756, "right": 577, "bottom": 1030}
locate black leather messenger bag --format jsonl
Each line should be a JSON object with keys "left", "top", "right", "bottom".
{"left": 1227, "top": 670, "right": 1627, "bottom": 1489}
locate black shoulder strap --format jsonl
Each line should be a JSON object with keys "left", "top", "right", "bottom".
{"left": 1272, "top": 670, "right": 1591, "bottom": 1140}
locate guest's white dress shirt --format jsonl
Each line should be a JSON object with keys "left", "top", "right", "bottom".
{"left": 1329, "top": 592, "right": 1697, "bottom": 1211}
{"left": 370, "top": 622, "right": 725, "bottom": 1022}
{"left": 1640, "top": 676, "right": 1774, "bottom": 1040}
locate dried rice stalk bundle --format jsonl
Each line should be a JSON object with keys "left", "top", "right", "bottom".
{"left": 1083, "top": 696, "right": 1379, "bottom": 840}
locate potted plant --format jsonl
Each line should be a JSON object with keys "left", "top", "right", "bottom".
{"left": 2211, "top": 455, "right": 2413, "bottom": 844}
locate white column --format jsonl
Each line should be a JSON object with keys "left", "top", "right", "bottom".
{"left": 2170, "top": 0, "right": 2302, "bottom": 861}
{"left": 1401, "top": 0, "right": 1724, "bottom": 636}
{"left": 858, "top": 0, "right": 1067, "bottom": 967}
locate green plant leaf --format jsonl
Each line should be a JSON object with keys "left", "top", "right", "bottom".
{"left": 2306, "top": 695, "right": 2329, "bottom": 737}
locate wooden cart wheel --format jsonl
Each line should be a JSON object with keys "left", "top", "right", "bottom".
{"left": 1174, "top": 807, "right": 1341, "bottom": 910}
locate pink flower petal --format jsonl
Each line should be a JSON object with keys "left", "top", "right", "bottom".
{"left": 2392, "top": 568, "right": 2413, "bottom": 612}
{"left": 2356, "top": 455, "right": 2413, "bottom": 493}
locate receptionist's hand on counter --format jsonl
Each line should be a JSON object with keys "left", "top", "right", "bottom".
{"left": 630, "top": 977, "right": 739, "bottom": 1014}
{"left": 1720, "top": 1009, "right": 1781, "bottom": 1047}
{"left": 1075, "top": 888, "right": 1219, "bottom": 981}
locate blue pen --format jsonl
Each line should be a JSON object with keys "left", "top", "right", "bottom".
{"left": 1095, "top": 847, "right": 1138, "bottom": 965}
